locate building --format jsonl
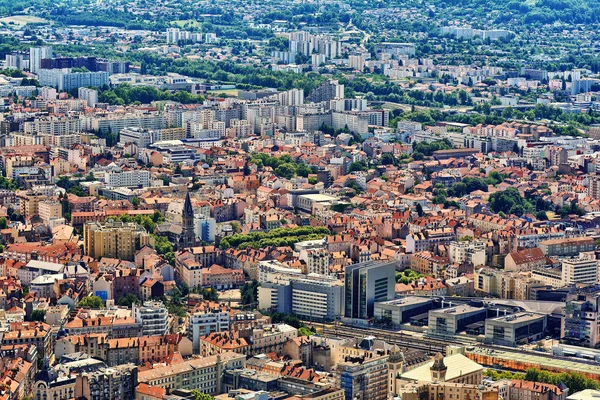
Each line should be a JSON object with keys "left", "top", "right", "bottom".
{"left": 30, "top": 46, "right": 53, "bottom": 74}
{"left": 38, "top": 200, "right": 62, "bottom": 224}
{"left": 189, "top": 305, "right": 231, "bottom": 353}
{"left": 506, "top": 380, "right": 568, "bottom": 400}
{"left": 428, "top": 305, "right": 487, "bottom": 336}
{"left": 74, "top": 364, "right": 138, "bottom": 400}
{"left": 132, "top": 301, "right": 170, "bottom": 336}
{"left": 485, "top": 312, "right": 547, "bottom": 346}
{"left": 373, "top": 297, "right": 435, "bottom": 325}
{"left": 104, "top": 169, "right": 150, "bottom": 188}
{"left": 291, "top": 277, "right": 344, "bottom": 321}
{"left": 78, "top": 87, "right": 98, "bottom": 107}
{"left": 84, "top": 220, "right": 151, "bottom": 261}
{"left": 539, "top": 237, "right": 595, "bottom": 257}
{"left": 398, "top": 351, "right": 483, "bottom": 385}
{"left": 562, "top": 254, "right": 599, "bottom": 285}
{"left": 334, "top": 348, "right": 388, "bottom": 400}
{"left": 344, "top": 261, "right": 395, "bottom": 319}
{"left": 306, "top": 79, "right": 344, "bottom": 103}
{"left": 562, "top": 286, "right": 600, "bottom": 347}
{"left": 181, "top": 191, "right": 197, "bottom": 249}
{"left": 505, "top": 248, "right": 546, "bottom": 272}
{"left": 137, "top": 351, "right": 246, "bottom": 394}
{"left": 448, "top": 240, "right": 486, "bottom": 266}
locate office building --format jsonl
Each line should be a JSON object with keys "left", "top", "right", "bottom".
{"left": 485, "top": 312, "right": 547, "bottom": 346}
{"left": 84, "top": 220, "right": 151, "bottom": 261}
{"left": 344, "top": 261, "right": 395, "bottom": 319}
{"left": 428, "top": 305, "right": 487, "bottom": 336}
{"left": 291, "top": 278, "right": 344, "bottom": 321}
{"left": 373, "top": 297, "right": 435, "bottom": 325}
{"left": 562, "top": 286, "right": 600, "bottom": 347}
{"left": 132, "top": 301, "right": 170, "bottom": 336}
{"left": 562, "top": 254, "right": 599, "bottom": 285}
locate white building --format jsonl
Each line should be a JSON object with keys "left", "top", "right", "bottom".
{"left": 29, "top": 46, "right": 52, "bottom": 74}
{"left": 78, "top": 87, "right": 98, "bottom": 107}
{"left": 189, "top": 309, "right": 230, "bottom": 352}
{"left": 104, "top": 169, "right": 150, "bottom": 188}
{"left": 448, "top": 240, "right": 486, "bottom": 266}
{"left": 133, "top": 301, "right": 169, "bottom": 336}
{"left": 562, "top": 253, "right": 599, "bottom": 285}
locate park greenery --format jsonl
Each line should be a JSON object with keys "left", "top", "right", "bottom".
{"left": 395, "top": 269, "right": 425, "bottom": 284}
{"left": 240, "top": 280, "right": 259, "bottom": 307}
{"left": 98, "top": 84, "right": 205, "bottom": 105}
{"left": 219, "top": 226, "right": 330, "bottom": 250}
{"left": 78, "top": 295, "right": 104, "bottom": 309}
{"left": 249, "top": 153, "right": 315, "bottom": 179}
{"left": 486, "top": 368, "right": 600, "bottom": 394}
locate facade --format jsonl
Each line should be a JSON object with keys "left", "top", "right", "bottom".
{"left": 291, "top": 277, "right": 344, "bottom": 321}
{"left": 189, "top": 308, "right": 231, "bottom": 353}
{"left": 561, "top": 254, "right": 598, "bottom": 285}
{"left": 344, "top": 261, "right": 395, "bottom": 319}
{"left": 485, "top": 312, "right": 547, "bottom": 346}
{"left": 539, "top": 237, "right": 595, "bottom": 257}
{"left": 104, "top": 169, "right": 150, "bottom": 188}
{"left": 373, "top": 297, "right": 435, "bottom": 325}
{"left": 84, "top": 220, "right": 151, "bottom": 261}
{"left": 137, "top": 351, "right": 246, "bottom": 394}
{"left": 334, "top": 349, "right": 388, "bottom": 400}
{"left": 562, "top": 287, "right": 600, "bottom": 347}
{"left": 428, "top": 305, "right": 487, "bottom": 336}
{"left": 132, "top": 301, "right": 170, "bottom": 336}
{"left": 78, "top": 87, "right": 99, "bottom": 107}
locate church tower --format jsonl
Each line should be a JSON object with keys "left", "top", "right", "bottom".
{"left": 430, "top": 352, "right": 448, "bottom": 382}
{"left": 181, "top": 191, "right": 196, "bottom": 249}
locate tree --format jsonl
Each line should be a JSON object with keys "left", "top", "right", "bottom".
{"left": 79, "top": 295, "right": 104, "bottom": 309}
{"left": 241, "top": 280, "right": 259, "bottom": 306}
{"left": 131, "top": 197, "right": 139, "bottom": 209}
{"left": 191, "top": 391, "right": 214, "bottom": 400}
{"left": 0, "top": 217, "right": 7, "bottom": 229}
{"left": 415, "top": 203, "right": 424, "bottom": 217}
{"left": 117, "top": 293, "right": 140, "bottom": 307}
{"left": 380, "top": 153, "right": 395, "bottom": 165}
{"left": 29, "top": 309, "right": 46, "bottom": 322}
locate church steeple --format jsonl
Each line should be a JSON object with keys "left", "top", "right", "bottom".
{"left": 184, "top": 191, "right": 194, "bottom": 219}
{"left": 181, "top": 191, "right": 196, "bottom": 249}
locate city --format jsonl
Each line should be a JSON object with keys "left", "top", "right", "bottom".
{"left": 0, "top": 0, "right": 598, "bottom": 399}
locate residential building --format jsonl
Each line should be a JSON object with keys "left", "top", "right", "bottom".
{"left": 132, "top": 301, "right": 170, "bottom": 336}
{"left": 136, "top": 351, "right": 246, "bottom": 394}
{"left": 84, "top": 220, "right": 151, "bottom": 261}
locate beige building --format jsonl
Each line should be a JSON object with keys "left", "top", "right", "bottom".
{"left": 137, "top": 351, "right": 246, "bottom": 394}
{"left": 39, "top": 200, "right": 62, "bottom": 224}
{"left": 84, "top": 220, "right": 152, "bottom": 261}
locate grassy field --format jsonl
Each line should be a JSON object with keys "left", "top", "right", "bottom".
{"left": 206, "top": 89, "right": 239, "bottom": 97}
{"left": 0, "top": 15, "right": 49, "bottom": 26}
{"left": 173, "top": 19, "right": 203, "bottom": 29}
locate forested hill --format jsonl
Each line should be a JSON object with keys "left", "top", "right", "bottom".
{"left": 433, "top": 0, "right": 600, "bottom": 25}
